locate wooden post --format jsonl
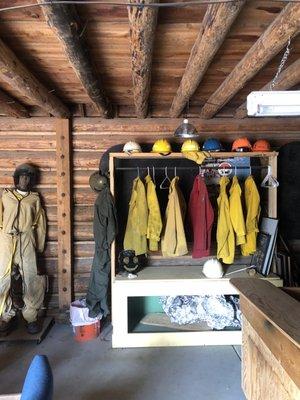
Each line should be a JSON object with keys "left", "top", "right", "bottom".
{"left": 56, "top": 118, "right": 73, "bottom": 312}
{"left": 268, "top": 154, "right": 277, "bottom": 218}
{"left": 128, "top": 0, "right": 158, "bottom": 118}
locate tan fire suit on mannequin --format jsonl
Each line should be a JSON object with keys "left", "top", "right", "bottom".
{"left": 0, "top": 189, "right": 46, "bottom": 323}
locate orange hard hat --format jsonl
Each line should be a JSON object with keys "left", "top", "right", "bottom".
{"left": 253, "top": 139, "right": 270, "bottom": 152}
{"left": 232, "top": 137, "right": 252, "bottom": 152}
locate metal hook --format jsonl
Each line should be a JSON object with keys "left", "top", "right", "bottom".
{"left": 261, "top": 165, "right": 279, "bottom": 188}
{"left": 147, "top": 166, "right": 150, "bottom": 176}
{"left": 234, "top": 165, "right": 237, "bottom": 176}
{"left": 174, "top": 166, "right": 177, "bottom": 177}
{"left": 160, "top": 167, "right": 171, "bottom": 190}
{"left": 137, "top": 166, "right": 140, "bottom": 177}
{"left": 152, "top": 166, "right": 156, "bottom": 184}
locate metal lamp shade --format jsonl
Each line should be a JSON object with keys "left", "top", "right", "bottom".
{"left": 174, "top": 119, "right": 199, "bottom": 138}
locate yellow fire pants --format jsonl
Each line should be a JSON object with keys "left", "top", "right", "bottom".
{"left": 0, "top": 232, "right": 45, "bottom": 323}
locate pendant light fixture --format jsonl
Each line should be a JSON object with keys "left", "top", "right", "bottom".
{"left": 247, "top": 38, "right": 300, "bottom": 117}
{"left": 173, "top": 101, "right": 199, "bottom": 138}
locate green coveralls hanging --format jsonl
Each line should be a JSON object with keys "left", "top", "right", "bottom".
{"left": 86, "top": 185, "right": 117, "bottom": 318}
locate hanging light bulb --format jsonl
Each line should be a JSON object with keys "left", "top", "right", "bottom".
{"left": 174, "top": 118, "right": 199, "bottom": 138}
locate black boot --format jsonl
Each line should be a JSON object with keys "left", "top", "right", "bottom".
{"left": 0, "top": 318, "right": 17, "bottom": 336}
{"left": 26, "top": 320, "right": 42, "bottom": 335}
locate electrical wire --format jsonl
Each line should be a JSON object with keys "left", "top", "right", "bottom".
{"left": 0, "top": 0, "right": 299, "bottom": 13}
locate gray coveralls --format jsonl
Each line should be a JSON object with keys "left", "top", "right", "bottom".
{"left": 0, "top": 189, "right": 46, "bottom": 323}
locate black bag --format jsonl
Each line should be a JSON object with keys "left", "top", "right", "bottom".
{"left": 10, "top": 265, "right": 24, "bottom": 310}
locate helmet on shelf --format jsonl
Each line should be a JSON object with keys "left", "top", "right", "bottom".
{"left": 232, "top": 137, "right": 252, "bottom": 152}
{"left": 202, "top": 138, "right": 223, "bottom": 152}
{"left": 123, "top": 141, "right": 142, "bottom": 155}
{"left": 253, "top": 139, "right": 271, "bottom": 152}
{"left": 152, "top": 139, "right": 172, "bottom": 155}
{"left": 181, "top": 139, "right": 200, "bottom": 152}
{"left": 89, "top": 171, "right": 108, "bottom": 192}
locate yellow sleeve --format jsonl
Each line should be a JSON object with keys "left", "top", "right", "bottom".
{"left": 147, "top": 180, "right": 162, "bottom": 251}
{"left": 229, "top": 186, "right": 246, "bottom": 245}
{"left": 35, "top": 200, "right": 47, "bottom": 253}
{"left": 246, "top": 182, "right": 261, "bottom": 234}
{"left": 137, "top": 180, "right": 148, "bottom": 236}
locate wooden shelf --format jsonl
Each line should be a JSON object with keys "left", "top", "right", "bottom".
{"left": 110, "top": 151, "right": 279, "bottom": 348}
{"left": 115, "top": 264, "right": 281, "bottom": 283}
{"left": 110, "top": 151, "right": 278, "bottom": 159}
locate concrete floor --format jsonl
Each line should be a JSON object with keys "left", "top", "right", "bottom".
{"left": 0, "top": 323, "right": 245, "bottom": 400}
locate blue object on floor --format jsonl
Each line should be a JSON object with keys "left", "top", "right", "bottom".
{"left": 21, "top": 355, "right": 53, "bottom": 400}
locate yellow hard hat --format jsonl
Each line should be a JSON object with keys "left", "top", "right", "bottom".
{"left": 152, "top": 139, "right": 172, "bottom": 155}
{"left": 181, "top": 139, "right": 200, "bottom": 152}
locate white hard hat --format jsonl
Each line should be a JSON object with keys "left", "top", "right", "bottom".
{"left": 203, "top": 259, "right": 223, "bottom": 278}
{"left": 123, "top": 141, "right": 142, "bottom": 155}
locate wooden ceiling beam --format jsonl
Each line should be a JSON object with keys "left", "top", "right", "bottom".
{"left": 0, "top": 89, "right": 29, "bottom": 118}
{"left": 170, "top": 1, "right": 246, "bottom": 118}
{"left": 0, "top": 39, "right": 70, "bottom": 118}
{"left": 39, "top": 0, "right": 113, "bottom": 118}
{"left": 235, "top": 58, "right": 300, "bottom": 119}
{"left": 200, "top": 3, "right": 300, "bottom": 119}
{"left": 128, "top": 0, "right": 158, "bottom": 118}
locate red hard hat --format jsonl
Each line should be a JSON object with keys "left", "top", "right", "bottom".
{"left": 253, "top": 139, "right": 270, "bottom": 152}
{"left": 232, "top": 137, "right": 252, "bottom": 152}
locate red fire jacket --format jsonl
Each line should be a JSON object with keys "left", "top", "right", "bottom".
{"left": 188, "top": 176, "right": 214, "bottom": 258}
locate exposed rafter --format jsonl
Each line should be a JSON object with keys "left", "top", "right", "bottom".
{"left": 128, "top": 0, "right": 158, "bottom": 118}
{"left": 0, "top": 38, "right": 70, "bottom": 118}
{"left": 0, "top": 89, "right": 29, "bottom": 118}
{"left": 200, "top": 3, "right": 300, "bottom": 119}
{"left": 235, "top": 58, "right": 300, "bottom": 119}
{"left": 39, "top": 0, "right": 113, "bottom": 118}
{"left": 170, "top": 0, "right": 245, "bottom": 118}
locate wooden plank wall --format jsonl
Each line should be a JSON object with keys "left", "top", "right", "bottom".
{"left": 72, "top": 117, "right": 300, "bottom": 307}
{"left": 0, "top": 116, "right": 300, "bottom": 318}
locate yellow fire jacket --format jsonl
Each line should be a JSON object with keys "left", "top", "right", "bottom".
{"left": 241, "top": 176, "right": 261, "bottom": 256}
{"left": 229, "top": 176, "right": 246, "bottom": 246}
{"left": 217, "top": 176, "right": 235, "bottom": 264}
{"left": 123, "top": 177, "right": 148, "bottom": 255}
{"left": 145, "top": 175, "right": 162, "bottom": 251}
{"left": 161, "top": 177, "right": 188, "bottom": 257}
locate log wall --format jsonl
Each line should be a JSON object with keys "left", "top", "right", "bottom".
{"left": 0, "top": 116, "right": 300, "bottom": 317}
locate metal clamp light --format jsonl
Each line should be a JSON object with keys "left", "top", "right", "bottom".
{"left": 174, "top": 118, "right": 199, "bottom": 138}
{"left": 174, "top": 101, "right": 199, "bottom": 138}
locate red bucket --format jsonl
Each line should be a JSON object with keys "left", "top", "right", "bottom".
{"left": 74, "top": 320, "right": 101, "bottom": 342}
